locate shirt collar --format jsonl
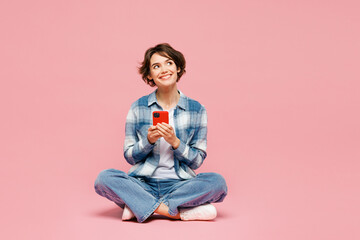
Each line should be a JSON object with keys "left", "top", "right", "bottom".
{"left": 148, "top": 89, "right": 187, "bottom": 110}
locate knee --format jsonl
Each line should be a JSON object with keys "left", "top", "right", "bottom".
{"left": 198, "top": 172, "right": 228, "bottom": 194}
{"left": 212, "top": 173, "right": 228, "bottom": 194}
{"left": 94, "top": 168, "right": 127, "bottom": 187}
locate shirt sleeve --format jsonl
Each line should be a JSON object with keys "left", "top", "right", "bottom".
{"left": 172, "top": 106, "right": 207, "bottom": 170}
{"left": 123, "top": 105, "right": 155, "bottom": 165}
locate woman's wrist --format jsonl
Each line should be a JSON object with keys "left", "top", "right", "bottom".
{"left": 147, "top": 136, "right": 156, "bottom": 145}
{"left": 172, "top": 138, "right": 180, "bottom": 149}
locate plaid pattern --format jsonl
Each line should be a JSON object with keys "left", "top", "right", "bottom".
{"left": 123, "top": 90, "right": 207, "bottom": 179}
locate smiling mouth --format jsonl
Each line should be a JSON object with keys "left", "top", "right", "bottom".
{"left": 159, "top": 74, "right": 171, "bottom": 80}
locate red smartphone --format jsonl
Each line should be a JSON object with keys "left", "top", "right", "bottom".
{"left": 153, "top": 111, "right": 169, "bottom": 126}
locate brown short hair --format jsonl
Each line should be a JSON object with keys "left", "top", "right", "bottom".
{"left": 138, "top": 43, "right": 186, "bottom": 87}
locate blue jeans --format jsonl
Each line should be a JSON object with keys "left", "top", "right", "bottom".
{"left": 94, "top": 169, "right": 228, "bottom": 222}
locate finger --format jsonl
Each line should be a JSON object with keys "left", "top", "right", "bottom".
{"left": 158, "top": 129, "right": 173, "bottom": 139}
{"left": 149, "top": 128, "right": 159, "bottom": 134}
{"left": 157, "top": 126, "right": 170, "bottom": 136}
{"left": 158, "top": 131, "right": 167, "bottom": 138}
{"left": 157, "top": 123, "right": 172, "bottom": 133}
{"left": 161, "top": 123, "right": 172, "bottom": 129}
{"left": 148, "top": 126, "right": 157, "bottom": 131}
{"left": 156, "top": 125, "right": 166, "bottom": 133}
{"left": 150, "top": 130, "right": 160, "bottom": 136}
{"left": 158, "top": 122, "right": 172, "bottom": 130}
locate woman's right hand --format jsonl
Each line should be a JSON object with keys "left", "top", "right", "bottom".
{"left": 147, "top": 126, "right": 161, "bottom": 144}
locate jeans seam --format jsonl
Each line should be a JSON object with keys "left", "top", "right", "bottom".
{"left": 138, "top": 199, "right": 162, "bottom": 223}
{"left": 176, "top": 193, "right": 221, "bottom": 209}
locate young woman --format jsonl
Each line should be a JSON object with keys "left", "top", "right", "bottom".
{"left": 94, "top": 43, "right": 228, "bottom": 223}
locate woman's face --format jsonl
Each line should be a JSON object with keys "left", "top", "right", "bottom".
{"left": 148, "top": 53, "right": 180, "bottom": 88}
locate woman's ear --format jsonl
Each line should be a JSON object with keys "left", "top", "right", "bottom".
{"left": 177, "top": 68, "right": 181, "bottom": 73}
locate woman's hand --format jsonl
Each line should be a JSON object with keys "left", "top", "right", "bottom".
{"left": 147, "top": 126, "right": 161, "bottom": 144}
{"left": 156, "top": 123, "right": 180, "bottom": 149}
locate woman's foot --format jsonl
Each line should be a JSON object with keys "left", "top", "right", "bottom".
{"left": 180, "top": 204, "right": 217, "bottom": 221}
{"left": 154, "top": 203, "right": 180, "bottom": 219}
{"left": 122, "top": 205, "right": 135, "bottom": 221}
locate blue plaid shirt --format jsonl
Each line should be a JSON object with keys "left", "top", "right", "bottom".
{"left": 123, "top": 90, "right": 207, "bottom": 179}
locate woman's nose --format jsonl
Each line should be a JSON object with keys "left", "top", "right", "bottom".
{"left": 161, "top": 66, "right": 168, "bottom": 73}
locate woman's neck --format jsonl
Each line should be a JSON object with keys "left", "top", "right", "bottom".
{"left": 156, "top": 86, "right": 180, "bottom": 111}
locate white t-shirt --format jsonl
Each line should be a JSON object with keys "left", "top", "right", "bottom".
{"left": 151, "top": 107, "right": 180, "bottom": 179}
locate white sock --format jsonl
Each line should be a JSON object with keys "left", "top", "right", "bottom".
{"left": 122, "top": 205, "right": 135, "bottom": 221}
{"left": 180, "top": 204, "right": 217, "bottom": 221}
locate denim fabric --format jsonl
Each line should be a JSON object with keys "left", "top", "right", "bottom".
{"left": 94, "top": 169, "right": 228, "bottom": 223}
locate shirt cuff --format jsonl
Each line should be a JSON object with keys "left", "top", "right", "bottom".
{"left": 172, "top": 140, "right": 187, "bottom": 157}
{"left": 139, "top": 137, "right": 155, "bottom": 153}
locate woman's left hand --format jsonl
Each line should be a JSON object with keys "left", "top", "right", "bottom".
{"left": 156, "top": 123, "right": 180, "bottom": 149}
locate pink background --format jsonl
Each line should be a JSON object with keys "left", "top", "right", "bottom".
{"left": 1, "top": 0, "right": 359, "bottom": 239}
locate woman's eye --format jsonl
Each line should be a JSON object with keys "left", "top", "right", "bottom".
{"left": 167, "top": 61, "right": 173, "bottom": 65}
{"left": 154, "top": 65, "right": 159, "bottom": 69}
